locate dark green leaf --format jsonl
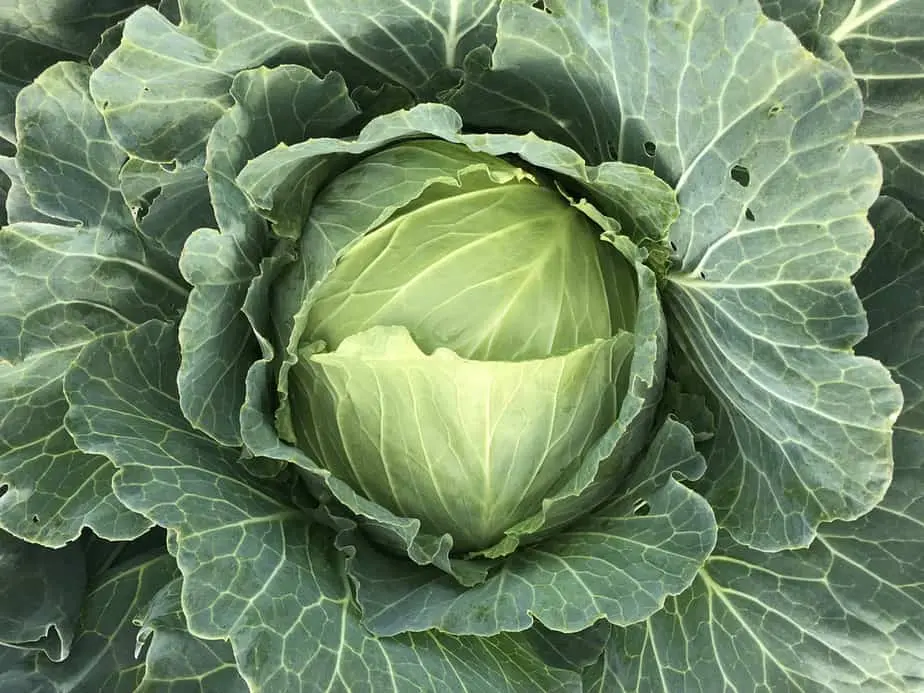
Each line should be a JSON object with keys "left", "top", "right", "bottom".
{"left": 0, "top": 530, "right": 85, "bottom": 661}
{"left": 15, "top": 62, "right": 135, "bottom": 231}
{"left": 91, "top": 1, "right": 498, "bottom": 162}
{"left": 0, "top": 221, "right": 184, "bottom": 545}
{"left": 595, "top": 194, "right": 924, "bottom": 693}
{"left": 763, "top": 0, "right": 924, "bottom": 219}
{"left": 135, "top": 578, "right": 248, "bottom": 693}
{"left": 177, "top": 65, "right": 360, "bottom": 446}
{"left": 2, "top": 551, "right": 178, "bottom": 693}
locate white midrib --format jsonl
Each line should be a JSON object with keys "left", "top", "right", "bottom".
{"left": 859, "top": 132, "right": 924, "bottom": 146}
{"left": 445, "top": 0, "right": 459, "bottom": 65}
{"left": 482, "top": 385, "right": 492, "bottom": 519}
{"left": 830, "top": 0, "right": 902, "bottom": 42}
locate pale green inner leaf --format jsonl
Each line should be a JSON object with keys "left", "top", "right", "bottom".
{"left": 291, "top": 325, "right": 633, "bottom": 552}
{"left": 302, "top": 142, "right": 635, "bottom": 362}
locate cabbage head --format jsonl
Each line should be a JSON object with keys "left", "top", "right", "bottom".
{"left": 0, "top": 1, "right": 921, "bottom": 692}
{"left": 278, "top": 139, "right": 648, "bottom": 553}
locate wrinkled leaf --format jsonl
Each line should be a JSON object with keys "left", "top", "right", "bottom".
{"left": 761, "top": 0, "right": 924, "bottom": 218}
{"left": 595, "top": 195, "right": 924, "bottom": 693}
{"left": 91, "top": 1, "right": 498, "bottom": 162}
{"left": 0, "top": 530, "right": 85, "bottom": 661}
{"left": 177, "top": 64, "right": 360, "bottom": 447}
{"left": 0, "top": 39, "right": 186, "bottom": 548}
{"left": 135, "top": 578, "right": 248, "bottom": 693}
{"left": 1, "top": 550, "right": 178, "bottom": 693}
{"left": 15, "top": 62, "right": 136, "bottom": 231}
{"left": 0, "top": 221, "right": 186, "bottom": 545}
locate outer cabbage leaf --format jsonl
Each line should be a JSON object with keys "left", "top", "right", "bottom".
{"left": 757, "top": 0, "right": 825, "bottom": 39}
{"left": 0, "top": 60, "right": 188, "bottom": 546}
{"left": 135, "top": 578, "right": 248, "bottom": 693}
{"left": 89, "top": 1, "right": 498, "bottom": 163}
{"left": 13, "top": 60, "right": 185, "bottom": 287}
{"left": 0, "top": 218, "right": 183, "bottom": 546}
{"left": 662, "top": 0, "right": 903, "bottom": 552}
{"left": 1, "top": 550, "right": 179, "bottom": 693}
{"left": 0, "top": 155, "right": 59, "bottom": 226}
{"left": 0, "top": 645, "right": 55, "bottom": 693}
{"left": 824, "top": 1, "right": 924, "bottom": 145}
{"left": 177, "top": 64, "right": 360, "bottom": 447}
{"left": 523, "top": 622, "right": 612, "bottom": 676}
{"left": 64, "top": 319, "right": 583, "bottom": 693}
{"left": 0, "top": 530, "right": 85, "bottom": 662}
{"left": 0, "top": 153, "right": 9, "bottom": 225}
{"left": 15, "top": 62, "right": 137, "bottom": 232}
{"left": 590, "top": 196, "right": 924, "bottom": 693}
{"left": 119, "top": 157, "right": 216, "bottom": 265}
{"left": 760, "top": 0, "right": 924, "bottom": 219}
{"left": 0, "top": 1, "right": 149, "bottom": 77}
{"left": 0, "top": 0, "right": 150, "bottom": 139}
{"left": 0, "top": 81, "right": 16, "bottom": 146}
{"left": 878, "top": 141, "right": 924, "bottom": 221}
